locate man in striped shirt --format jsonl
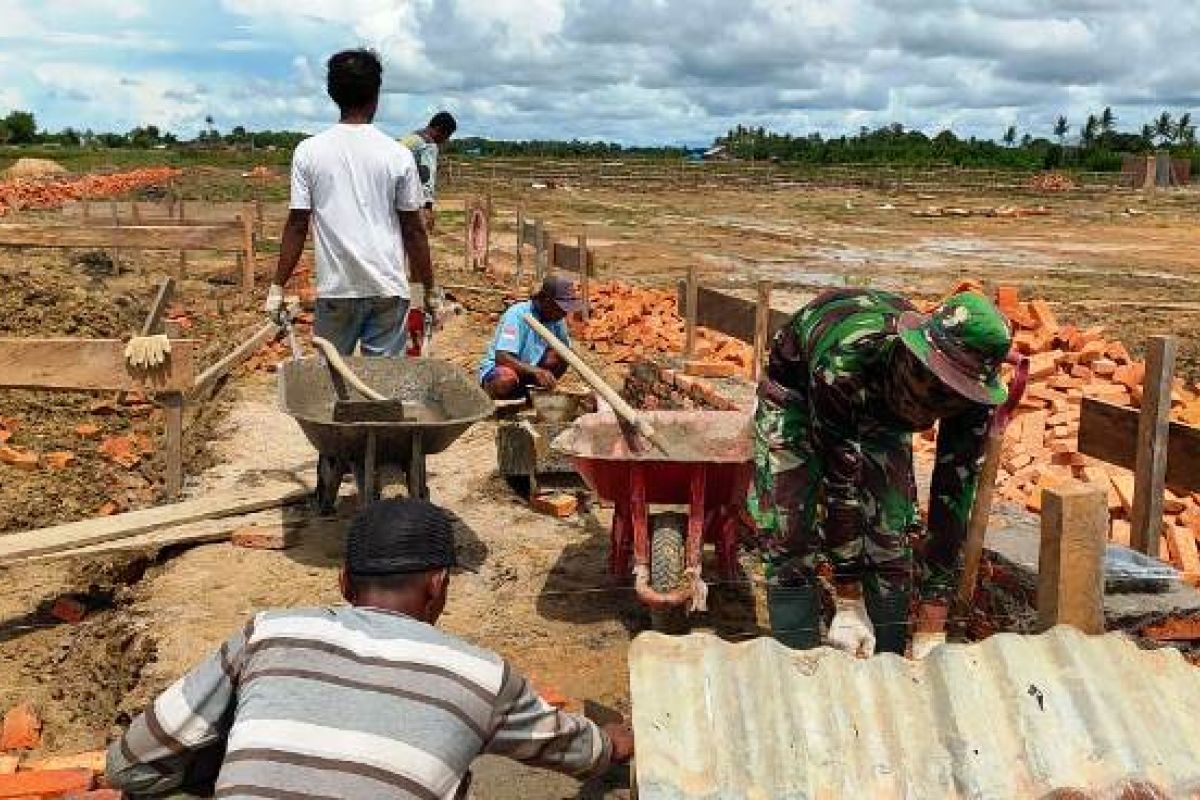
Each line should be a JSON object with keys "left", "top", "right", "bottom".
{"left": 106, "top": 499, "right": 633, "bottom": 799}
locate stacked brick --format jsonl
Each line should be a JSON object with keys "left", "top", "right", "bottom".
{"left": 622, "top": 358, "right": 748, "bottom": 412}
{"left": 918, "top": 286, "right": 1200, "bottom": 577}
{"left": 574, "top": 282, "right": 754, "bottom": 370}
{"left": 0, "top": 703, "right": 115, "bottom": 797}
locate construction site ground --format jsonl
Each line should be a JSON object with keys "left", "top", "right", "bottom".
{"left": 1, "top": 165, "right": 1199, "bottom": 798}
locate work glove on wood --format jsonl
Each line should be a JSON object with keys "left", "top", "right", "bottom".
{"left": 264, "top": 283, "right": 285, "bottom": 324}
{"left": 124, "top": 334, "right": 172, "bottom": 370}
{"left": 826, "top": 593, "right": 876, "bottom": 658}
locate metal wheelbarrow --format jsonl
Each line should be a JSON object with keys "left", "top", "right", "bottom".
{"left": 554, "top": 409, "right": 753, "bottom": 631}
{"left": 279, "top": 357, "right": 492, "bottom": 512}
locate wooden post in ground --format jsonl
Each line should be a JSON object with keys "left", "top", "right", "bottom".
{"left": 515, "top": 207, "right": 524, "bottom": 283}
{"left": 751, "top": 281, "right": 772, "bottom": 383}
{"left": 1037, "top": 483, "right": 1107, "bottom": 634}
{"left": 463, "top": 198, "right": 472, "bottom": 271}
{"left": 578, "top": 232, "right": 589, "bottom": 322}
{"left": 684, "top": 265, "right": 698, "bottom": 358}
{"left": 534, "top": 220, "right": 546, "bottom": 282}
{"left": 1131, "top": 335, "right": 1177, "bottom": 557}
{"left": 177, "top": 198, "right": 187, "bottom": 279}
{"left": 240, "top": 212, "right": 255, "bottom": 291}
{"left": 484, "top": 193, "right": 493, "bottom": 270}
{"left": 162, "top": 392, "right": 184, "bottom": 498}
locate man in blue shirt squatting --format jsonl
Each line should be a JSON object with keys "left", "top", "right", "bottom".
{"left": 479, "top": 276, "right": 578, "bottom": 400}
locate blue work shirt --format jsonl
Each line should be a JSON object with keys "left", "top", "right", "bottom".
{"left": 478, "top": 300, "right": 570, "bottom": 382}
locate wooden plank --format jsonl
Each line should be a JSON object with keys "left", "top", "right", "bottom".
{"left": 0, "top": 338, "right": 194, "bottom": 392}
{"left": 515, "top": 208, "right": 524, "bottom": 281}
{"left": 0, "top": 222, "right": 244, "bottom": 251}
{"left": 1131, "top": 335, "right": 1177, "bottom": 556}
{"left": 690, "top": 285, "right": 790, "bottom": 345}
{"left": 551, "top": 240, "right": 594, "bottom": 275}
{"left": 534, "top": 219, "right": 546, "bottom": 281}
{"left": 1078, "top": 397, "right": 1200, "bottom": 493}
{"left": 1037, "top": 483, "right": 1108, "bottom": 634}
{"left": 0, "top": 482, "right": 309, "bottom": 563}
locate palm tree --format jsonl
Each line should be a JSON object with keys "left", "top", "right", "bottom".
{"left": 1176, "top": 112, "right": 1194, "bottom": 146}
{"left": 1100, "top": 106, "right": 1115, "bottom": 133}
{"left": 1155, "top": 111, "right": 1174, "bottom": 146}
{"left": 1003, "top": 125, "right": 1017, "bottom": 147}
{"left": 1081, "top": 115, "right": 1099, "bottom": 148}
{"left": 1053, "top": 115, "right": 1069, "bottom": 145}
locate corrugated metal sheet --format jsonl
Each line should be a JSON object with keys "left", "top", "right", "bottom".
{"left": 629, "top": 626, "right": 1200, "bottom": 799}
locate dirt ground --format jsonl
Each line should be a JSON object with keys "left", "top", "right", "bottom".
{"left": 2, "top": 165, "right": 1199, "bottom": 798}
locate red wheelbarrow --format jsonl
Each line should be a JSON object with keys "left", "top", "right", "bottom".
{"left": 553, "top": 410, "right": 753, "bottom": 630}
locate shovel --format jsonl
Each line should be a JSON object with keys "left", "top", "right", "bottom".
{"left": 522, "top": 312, "right": 672, "bottom": 457}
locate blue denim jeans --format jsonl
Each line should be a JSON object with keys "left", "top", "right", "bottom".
{"left": 313, "top": 296, "right": 410, "bottom": 357}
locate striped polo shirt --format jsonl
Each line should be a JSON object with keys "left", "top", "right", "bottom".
{"left": 107, "top": 607, "right": 611, "bottom": 799}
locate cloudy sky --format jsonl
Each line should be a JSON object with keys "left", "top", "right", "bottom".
{"left": 1, "top": 0, "right": 1197, "bottom": 146}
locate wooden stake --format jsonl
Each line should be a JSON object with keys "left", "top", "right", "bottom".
{"left": 578, "top": 232, "right": 589, "bottom": 322}
{"left": 1131, "top": 335, "right": 1177, "bottom": 556}
{"left": 162, "top": 391, "right": 184, "bottom": 499}
{"left": 515, "top": 207, "right": 524, "bottom": 283}
{"left": 751, "top": 281, "right": 772, "bottom": 382}
{"left": 1037, "top": 483, "right": 1107, "bottom": 634}
{"left": 463, "top": 198, "right": 472, "bottom": 271}
{"left": 534, "top": 219, "right": 546, "bottom": 281}
{"left": 684, "top": 265, "right": 698, "bottom": 358}
{"left": 240, "top": 213, "right": 255, "bottom": 291}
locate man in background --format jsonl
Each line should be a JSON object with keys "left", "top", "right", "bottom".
{"left": 266, "top": 48, "right": 436, "bottom": 357}
{"left": 479, "top": 276, "right": 576, "bottom": 400}
{"left": 400, "top": 111, "right": 457, "bottom": 233}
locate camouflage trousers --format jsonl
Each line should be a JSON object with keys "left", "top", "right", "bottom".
{"left": 746, "top": 396, "right": 920, "bottom": 597}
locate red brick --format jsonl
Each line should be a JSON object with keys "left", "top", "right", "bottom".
{"left": 0, "top": 705, "right": 40, "bottom": 752}
{"left": 0, "top": 768, "right": 92, "bottom": 798}
{"left": 531, "top": 493, "right": 578, "bottom": 518}
{"left": 48, "top": 596, "right": 87, "bottom": 625}
{"left": 230, "top": 525, "right": 295, "bottom": 551}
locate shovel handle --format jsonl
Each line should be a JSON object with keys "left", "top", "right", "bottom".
{"left": 521, "top": 312, "right": 660, "bottom": 443}
{"left": 310, "top": 336, "right": 388, "bottom": 401}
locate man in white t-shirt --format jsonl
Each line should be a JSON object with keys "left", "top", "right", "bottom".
{"left": 265, "top": 48, "right": 436, "bottom": 357}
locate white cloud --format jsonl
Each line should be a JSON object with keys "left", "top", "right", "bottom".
{"left": 3, "top": 0, "right": 1200, "bottom": 144}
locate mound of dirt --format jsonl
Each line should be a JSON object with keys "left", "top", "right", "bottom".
{"left": 3, "top": 157, "right": 68, "bottom": 179}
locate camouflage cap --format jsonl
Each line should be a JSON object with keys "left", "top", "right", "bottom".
{"left": 897, "top": 292, "right": 1012, "bottom": 405}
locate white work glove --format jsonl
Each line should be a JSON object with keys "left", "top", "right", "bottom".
{"left": 264, "top": 283, "right": 285, "bottom": 324}
{"left": 910, "top": 631, "right": 947, "bottom": 660}
{"left": 423, "top": 283, "right": 444, "bottom": 315}
{"left": 826, "top": 593, "right": 876, "bottom": 658}
{"left": 124, "top": 334, "right": 172, "bottom": 370}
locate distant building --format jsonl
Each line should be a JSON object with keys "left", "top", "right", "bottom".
{"left": 702, "top": 145, "right": 728, "bottom": 161}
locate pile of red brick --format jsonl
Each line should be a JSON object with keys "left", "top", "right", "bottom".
{"left": 0, "top": 703, "right": 114, "bottom": 798}
{"left": 574, "top": 281, "right": 753, "bottom": 370}
{"left": 0, "top": 167, "right": 180, "bottom": 217}
{"left": 1027, "top": 171, "right": 1077, "bottom": 192}
{"left": 919, "top": 286, "right": 1200, "bottom": 577}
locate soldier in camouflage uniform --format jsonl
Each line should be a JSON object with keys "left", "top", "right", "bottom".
{"left": 747, "top": 289, "right": 1012, "bottom": 656}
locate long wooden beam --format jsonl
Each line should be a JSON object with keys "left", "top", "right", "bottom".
{"left": 676, "top": 283, "right": 790, "bottom": 345}
{"left": 0, "top": 482, "right": 308, "bottom": 563}
{"left": 0, "top": 222, "right": 243, "bottom": 251}
{"left": 1077, "top": 397, "right": 1200, "bottom": 493}
{"left": 190, "top": 321, "right": 280, "bottom": 400}
{"left": 0, "top": 338, "right": 195, "bottom": 393}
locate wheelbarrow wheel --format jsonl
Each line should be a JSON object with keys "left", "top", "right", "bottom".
{"left": 649, "top": 512, "right": 689, "bottom": 635}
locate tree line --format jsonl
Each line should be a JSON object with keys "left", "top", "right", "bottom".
{"left": 0, "top": 110, "right": 307, "bottom": 151}
{"left": 715, "top": 107, "right": 1200, "bottom": 172}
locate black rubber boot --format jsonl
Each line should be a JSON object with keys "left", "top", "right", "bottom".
{"left": 864, "top": 586, "right": 911, "bottom": 655}
{"left": 766, "top": 583, "right": 822, "bottom": 650}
